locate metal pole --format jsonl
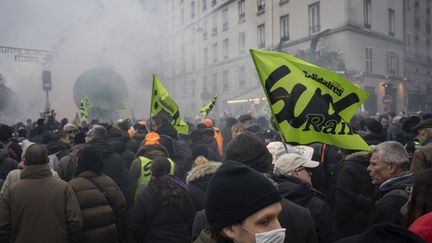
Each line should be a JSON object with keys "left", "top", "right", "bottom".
{"left": 45, "top": 90, "right": 50, "bottom": 113}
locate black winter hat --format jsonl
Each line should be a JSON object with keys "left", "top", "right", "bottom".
{"left": 225, "top": 132, "right": 272, "bottom": 173}
{"left": 360, "top": 118, "right": 383, "bottom": 134}
{"left": 205, "top": 160, "right": 281, "bottom": 230}
{"left": 76, "top": 145, "right": 103, "bottom": 174}
{"left": 335, "top": 224, "right": 425, "bottom": 243}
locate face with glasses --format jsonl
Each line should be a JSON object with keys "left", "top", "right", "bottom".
{"left": 290, "top": 166, "right": 313, "bottom": 185}
{"left": 222, "top": 202, "right": 283, "bottom": 243}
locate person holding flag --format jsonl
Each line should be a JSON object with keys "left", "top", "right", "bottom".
{"left": 150, "top": 75, "right": 189, "bottom": 136}
{"left": 249, "top": 49, "right": 370, "bottom": 151}
{"left": 150, "top": 75, "right": 192, "bottom": 177}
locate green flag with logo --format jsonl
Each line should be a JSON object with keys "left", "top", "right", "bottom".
{"left": 199, "top": 95, "right": 218, "bottom": 117}
{"left": 151, "top": 75, "right": 189, "bottom": 135}
{"left": 250, "top": 49, "right": 370, "bottom": 150}
{"left": 79, "top": 96, "right": 90, "bottom": 122}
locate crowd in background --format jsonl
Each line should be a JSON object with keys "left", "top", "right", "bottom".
{"left": 0, "top": 110, "right": 432, "bottom": 243}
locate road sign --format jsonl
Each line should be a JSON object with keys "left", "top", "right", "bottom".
{"left": 382, "top": 95, "right": 393, "bottom": 106}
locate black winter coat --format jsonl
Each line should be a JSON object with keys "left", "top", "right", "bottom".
{"left": 0, "top": 150, "right": 18, "bottom": 180}
{"left": 186, "top": 162, "right": 221, "bottom": 211}
{"left": 190, "top": 129, "right": 220, "bottom": 162}
{"left": 387, "top": 123, "right": 407, "bottom": 144}
{"left": 109, "top": 137, "right": 135, "bottom": 171}
{"left": 131, "top": 183, "right": 196, "bottom": 243}
{"left": 362, "top": 133, "right": 386, "bottom": 145}
{"left": 90, "top": 140, "right": 129, "bottom": 204}
{"left": 157, "top": 123, "right": 178, "bottom": 156}
{"left": 46, "top": 140, "right": 70, "bottom": 160}
{"left": 369, "top": 171, "right": 413, "bottom": 226}
{"left": 277, "top": 176, "right": 340, "bottom": 243}
{"left": 334, "top": 151, "right": 374, "bottom": 237}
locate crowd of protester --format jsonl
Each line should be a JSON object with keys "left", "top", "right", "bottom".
{"left": 0, "top": 110, "right": 432, "bottom": 243}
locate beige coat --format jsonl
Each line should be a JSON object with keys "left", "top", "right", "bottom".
{"left": 0, "top": 164, "right": 82, "bottom": 243}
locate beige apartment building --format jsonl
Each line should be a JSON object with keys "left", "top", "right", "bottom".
{"left": 164, "top": 0, "right": 432, "bottom": 117}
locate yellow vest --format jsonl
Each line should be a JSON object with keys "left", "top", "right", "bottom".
{"left": 136, "top": 156, "right": 175, "bottom": 197}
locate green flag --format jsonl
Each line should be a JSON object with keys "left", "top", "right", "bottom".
{"left": 79, "top": 96, "right": 90, "bottom": 122}
{"left": 151, "top": 75, "right": 189, "bottom": 135}
{"left": 199, "top": 95, "right": 218, "bottom": 117}
{"left": 250, "top": 49, "right": 370, "bottom": 150}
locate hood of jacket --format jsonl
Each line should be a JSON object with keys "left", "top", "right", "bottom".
{"left": 379, "top": 171, "right": 413, "bottom": 195}
{"left": 46, "top": 140, "right": 69, "bottom": 155}
{"left": 108, "top": 137, "right": 127, "bottom": 154}
{"left": 89, "top": 140, "right": 115, "bottom": 157}
{"left": 343, "top": 151, "right": 372, "bottom": 165}
{"left": 156, "top": 123, "right": 178, "bottom": 139}
{"left": 277, "top": 176, "right": 314, "bottom": 206}
{"left": 137, "top": 144, "right": 169, "bottom": 159}
{"left": 186, "top": 162, "right": 221, "bottom": 184}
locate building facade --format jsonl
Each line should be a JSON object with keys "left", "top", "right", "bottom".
{"left": 405, "top": 0, "right": 432, "bottom": 112}
{"left": 165, "top": 0, "right": 431, "bottom": 118}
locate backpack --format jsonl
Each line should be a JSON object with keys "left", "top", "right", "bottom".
{"left": 160, "top": 135, "right": 191, "bottom": 162}
{"left": 159, "top": 135, "right": 191, "bottom": 177}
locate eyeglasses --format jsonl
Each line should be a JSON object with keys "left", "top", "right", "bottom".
{"left": 287, "top": 166, "right": 307, "bottom": 174}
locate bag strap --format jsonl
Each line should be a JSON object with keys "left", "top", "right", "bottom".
{"left": 85, "top": 177, "right": 117, "bottom": 217}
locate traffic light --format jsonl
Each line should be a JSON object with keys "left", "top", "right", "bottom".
{"left": 42, "top": 71, "right": 52, "bottom": 91}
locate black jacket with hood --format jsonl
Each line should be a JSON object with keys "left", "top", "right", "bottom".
{"left": 186, "top": 162, "right": 221, "bottom": 211}
{"left": 109, "top": 137, "right": 135, "bottom": 171}
{"left": 277, "top": 176, "right": 340, "bottom": 243}
{"left": 90, "top": 139, "right": 129, "bottom": 204}
{"left": 369, "top": 171, "right": 413, "bottom": 226}
{"left": 335, "top": 151, "right": 375, "bottom": 237}
{"left": 0, "top": 149, "right": 18, "bottom": 180}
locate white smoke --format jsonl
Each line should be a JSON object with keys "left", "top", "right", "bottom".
{"left": 0, "top": 0, "right": 167, "bottom": 123}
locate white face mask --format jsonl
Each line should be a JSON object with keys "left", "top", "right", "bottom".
{"left": 255, "top": 228, "right": 286, "bottom": 243}
{"left": 242, "top": 226, "right": 286, "bottom": 243}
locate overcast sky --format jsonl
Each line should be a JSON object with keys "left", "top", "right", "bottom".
{"left": 0, "top": 0, "right": 166, "bottom": 121}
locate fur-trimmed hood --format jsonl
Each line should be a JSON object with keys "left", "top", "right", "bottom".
{"left": 344, "top": 151, "right": 372, "bottom": 163}
{"left": 186, "top": 162, "right": 221, "bottom": 184}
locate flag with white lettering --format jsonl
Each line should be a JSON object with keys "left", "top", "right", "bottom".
{"left": 250, "top": 49, "right": 370, "bottom": 150}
